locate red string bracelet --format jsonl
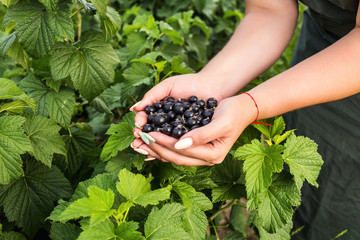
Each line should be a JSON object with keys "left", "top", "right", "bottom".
{"left": 240, "top": 92, "right": 273, "bottom": 127}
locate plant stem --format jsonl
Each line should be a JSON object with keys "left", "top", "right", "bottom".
{"left": 160, "top": 70, "right": 173, "bottom": 83}
{"left": 70, "top": 6, "right": 84, "bottom": 18}
{"left": 77, "top": 11, "right": 82, "bottom": 41}
{"left": 208, "top": 200, "right": 237, "bottom": 222}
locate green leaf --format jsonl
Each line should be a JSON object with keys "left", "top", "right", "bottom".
{"left": 171, "top": 56, "right": 192, "bottom": 74}
{"left": 6, "top": 38, "right": 30, "bottom": 70}
{"left": 0, "top": 115, "right": 31, "bottom": 184}
{"left": 0, "top": 231, "right": 27, "bottom": 240}
{"left": 211, "top": 156, "right": 246, "bottom": 202}
{"left": 38, "top": 0, "right": 58, "bottom": 10}
{"left": 0, "top": 78, "right": 36, "bottom": 114}
{"left": 188, "top": 192, "right": 213, "bottom": 211}
{"left": 272, "top": 171, "right": 301, "bottom": 207}
{"left": 77, "top": 219, "right": 116, "bottom": 240}
{"left": 116, "top": 169, "right": 171, "bottom": 207}
{"left": 133, "top": 13, "right": 160, "bottom": 39}
{"left": 283, "top": 133, "right": 323, "bottom": 187}
{"left": 192, "top": 16, "right": 210, "bottom": 38}
{"left": 50, "top": 33, "right": 120, "bottom": 100}
{"left": 123, "top": 62, "right": 156, "bottom": 87}
{"left": 172, "top": 181, "right": 197, "bottom": 208}
{"left": 235, "top": 139, "right": 284, "bottom": 199}
{"left": 19, "top": 74, "right": 76, "bottom": 127}
{"left": 59, "top": 186, "right": 115, "bottom": 226}
{"left": 257, "top": 185, "right": 293, "bottom": 233}
{"left": 101, "top": 122, "right": 135, "bottom": 161}
{"left": 70, "top": 173, "right": 115, "bottom": 201}
{"left": 144, "top": 203, "right": 190, "bottom": 240}
{"left": 258, "top": 218, "right": 293, "bottom": 240}
{"left": 159, "top": 21, "right": 184, "bottom": 45}
{"left": 131, "top": 52, "right": 159, "bottom": 65}
{"left": 0, "top": 32, "right": 16, "bottom": 57}
{"left": 230, "top": 203, "right": 247, "bottom": 235}
{"left": 181, "top": 166, "right": 217, "bottom": 190}
{"left": 223, "top": 231, "right": 246, "bottom": 240}
{"left": 50, "top": 222, "right": 81, "bottom": 240}
{"left": 23, "top": 115, "right": 66, "bottom": 167}
{"left": 0, "top": 159, "right": 72, "bottom": 236}
{"left": 91, "top": 0, "right": 107, "bottom": 16}
{"left": 54, "top": 2, "right": 75, "bottom": 41}
{"left": 183, "top": 208, "right": 208, "bottom": 240}
{"left": 101, "top": 6, "right": 121, "bottom": 41}
{"left": 115, "top": 222, "right": 145, "bottom": 240}
{"left": 5, "top": 1, "right": 55, "bottom": 58}
{"left": 0, "top": 0, "right": 17, "bottom": 8}
{"left": 59, "top": 127, "right": 96, "bottom": 176}
{"left": 90, "top": 96, "right": 114, "bottom": 120}
{"left": 105, "top": 149, "right": 145, "bottom": 174}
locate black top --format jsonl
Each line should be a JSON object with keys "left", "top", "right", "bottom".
{"left": 300, "top": 0, "right": 359, "bottom": 38}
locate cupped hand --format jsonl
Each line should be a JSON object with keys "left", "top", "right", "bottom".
{"left": 131, "top": 94, "right": 258, "bottom": 166}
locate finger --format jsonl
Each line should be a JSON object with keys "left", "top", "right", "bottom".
{"left": 147, "top": 131, "right": 222, "bottom": 161}
{"left": 149, "top": 141, "right": 214, "bottom": 166}
{"left": 134, "top": 111, "right": 148, "bottom": 128}
{"left": 130, "top": 81, "right": 173, "bottom": 112}
{"left": 174, "top": 117, "right": 230, "bottom": 150}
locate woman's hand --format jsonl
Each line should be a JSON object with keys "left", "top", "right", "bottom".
{"left": 131, "top": 94, "right": 257, "bottom": 166}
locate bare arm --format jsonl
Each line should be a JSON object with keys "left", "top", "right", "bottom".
{"left": 199, "top": 0, "right": 298, "bottom": 98}
{"left": 250, "top": 2, "right": 360, "bottom": 119}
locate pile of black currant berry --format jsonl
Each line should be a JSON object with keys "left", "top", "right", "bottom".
{"left": 142, "top": 96, "right": 217, "bottom": 139}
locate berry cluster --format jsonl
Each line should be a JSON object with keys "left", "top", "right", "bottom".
{"left": 142, "top": 96, "right": 217, "bottom": 139}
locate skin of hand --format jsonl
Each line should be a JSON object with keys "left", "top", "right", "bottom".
{"left": 131, "top": 94, "right": 257, "bottom": 166}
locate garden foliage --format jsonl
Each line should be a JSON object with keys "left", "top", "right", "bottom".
{"left": 0, "top": 0, "right": 321, "bottom": 239}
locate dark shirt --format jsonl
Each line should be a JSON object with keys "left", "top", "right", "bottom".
{"left": 300, "top": 0, "right": 359, "bottom": 38}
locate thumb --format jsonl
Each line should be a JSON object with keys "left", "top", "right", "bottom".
{"left": 129, "top": 80, "right": 173, "bottom": 111}
{"left": 174, "top": 118, "right": 226, "bottom": 150}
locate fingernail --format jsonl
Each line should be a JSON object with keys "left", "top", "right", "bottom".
{"left": 135, "top": 122, "right": 141, "bottom": 128}
{"left": 143, "top": 132, "right": 155, "bottom": 142}
{"left": 144, "top": 157, "right": 156, "bottom": 161}
{"left": 139, "top": 132, "right": 150, "bottom": 145}
{"left": 133, "top": 129, "right": 140, "bottom": 138}
{"left": 130, "top": 142, "right": 135, "bottom": 148}
{"left": 174, "top": 138, "right": 193, "bottom": 150}
{"left": 134, "top": 148, "right": 149, "bottom": 155}
{"left": 130, "top": 101, "right": 141, "bottom": 111}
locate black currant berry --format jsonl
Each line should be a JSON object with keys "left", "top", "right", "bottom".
{"left": 184, "top": 110, "right": 194, "bottom": 119}
{"left": 154, "top": 114, "right": 166, "bottom": 126}
{"left": 172, "top": 128, "right": 184, "bottom": 139}
{"left": 174, "top": 103, "right": 185, "bottom": 114}
{"left": 164, "top": 103, "right": 173, "bottom": 112}
{"left": 143, "top": 124, "right": 153, "bottom": 133}
{"left": 196, "top": 100, "right": 206, "bottom": 108}
{"left": 186, "top": 117, "right": 197, "bottom": 127}
{"left": 161, "top": 124, "right": 172, "bottom": 136}
{"left": 201, "top": 118, "right": 211, "bottom": 126}
{"left": 145, "top": 105, "right": 156, "bottom": 115}
{"left": 189, "top": 96, "right": 198, "bottom": 103}
{"left": 166, "top": 96, "right": 175, "bottom": 102}
{"left": 154, "top": 101, "right": 164, "bottom": 109}
{"left": 167, "top": 111, "right": 176, "bottom": 120}
{"left": 147, "top": 114, "right": 155, "bottom": 123}
{"left": 207, "top": 101, "right": 217, "bottom": 109}
{"left": 202, "top": 109, "right": 214, "bottom": 119}
{"left": 190, "top": 103, "right": 200, "bottom": 112}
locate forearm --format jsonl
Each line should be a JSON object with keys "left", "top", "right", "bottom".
{"left": 249, "top": 27, "right": 360, "bottom": 119}
{"left": 199, "top": 0, "right": 298, "bottom": 98}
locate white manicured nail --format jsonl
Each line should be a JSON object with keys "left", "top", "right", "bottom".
{"left": 135, "top": 122, "right": 141, "bottom": 128}
{"left": 130, "top": 101, "right": 141, "bottom": 111}
{"left": 134, "top": 148, "right": 149, "bottom": 155}
{"left": 144, "top": 157, "right": 156, "bottom": 161}
{"left": 174, "top": 138, "right": 193, "bottom": 150}
{"left": 143, "top": 132, "right": 155, "bottom": 142}
{"left": 130, "top": 142, "right": 135, "bottom": 148}
{"left": 139, "top": 132, "right": 150, "bottom": 145}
